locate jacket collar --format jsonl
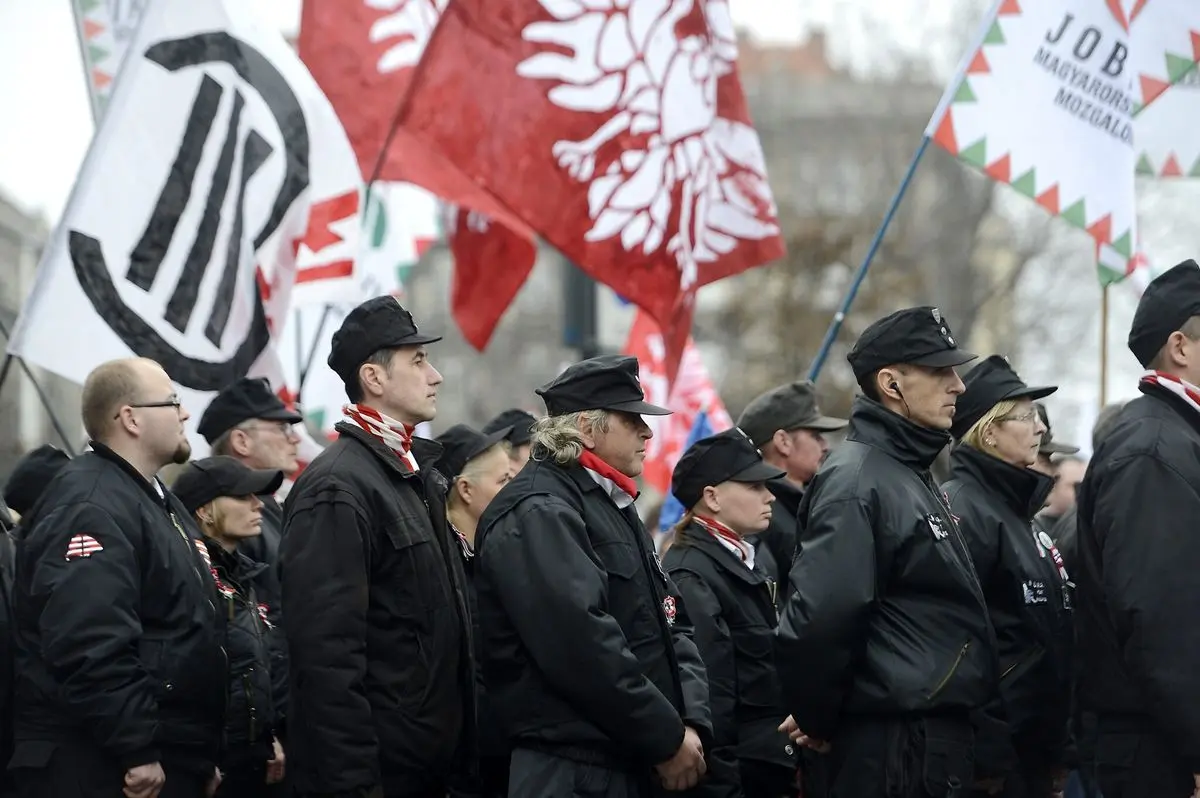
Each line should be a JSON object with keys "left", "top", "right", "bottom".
{"left": 1141, "top": 379, "right": 1200, "bottom": 438}
{"left": 335, "top": 421, "right": 444, "bottom": 481}
{"left": 949, "top": 444, "right": 1054, "bottom": 520}
{"left": 677, "top": 522, "right": 769, "bottom": 586}
{"left": 203, "top": 538, "right": 268, "bottom": 580}
{"left": 89, "top": 442, "right": 173, "bottom": 507}
{"left": 845, "top": 397, "right": 951, "bottom": 472}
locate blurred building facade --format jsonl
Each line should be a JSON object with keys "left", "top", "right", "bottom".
{"left": 0, "top": 190, "right": 82, "bottom": 483}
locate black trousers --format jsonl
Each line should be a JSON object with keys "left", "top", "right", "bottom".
{"left": 739, "top": 759, "right": 799, "bottom": 797}
{"left": 823, "top": 717, "right": 974, "bottom": 798}
{"left": 1082, "top": 719, "right": 1193, "bottom": 798}
{"left": 508, "top": 748, "right": 649, "bottom": 798}
{"left": 215, "top": 760, "right": 292, "bottom": 798}
{"left": 12, "top": 741, "right": 209, "bottom": 798}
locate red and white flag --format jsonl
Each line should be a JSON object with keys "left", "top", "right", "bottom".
{"left": 624, "top": 310, "right": 732, "bottom": 496}
{"left": 394, "top": 0, "right": 784, "bottom": 378}
{"left": 300, "top": 0, "right": 538, "bottom": 349}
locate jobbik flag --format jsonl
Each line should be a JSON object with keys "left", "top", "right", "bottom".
{"left": 927, "top": 0, "right": 1200, "bottom": 285}
{"left": 8, "top": 0, "right": 364, "bottom": 454}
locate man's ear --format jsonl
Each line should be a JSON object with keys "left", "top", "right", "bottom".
{"left": 877, "top": 367, "right": 902, "bottom": 401}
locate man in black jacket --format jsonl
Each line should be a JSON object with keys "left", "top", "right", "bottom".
{"left": 1075, "top": 260, "right": 1200, "bottom": 798}
{"left": 736, "top": 381, "right": 846, "bottom": 599}
{"left": 775, "top": 307, "right": 997, "bottom": 797}
{"left": 475, "top": 355, "right": 711, "bottom": 797}
{"left": 198, "top": 377, "right": 301, "bottom": 731}
{"left": 10, "top": 357, "right": 225, "bottom": 798}
{"left": 281, "top": 296, "right": 474, "bottom": 798}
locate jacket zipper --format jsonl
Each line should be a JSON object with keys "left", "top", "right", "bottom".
{"left": 243, "top": 670, "right": 257, "bottom": 741}
{"left": 1000, "top": 644, "right": 1044, "bottom": 681}
{"left": 930, "top": 641, "right": 971, "bottom": 701}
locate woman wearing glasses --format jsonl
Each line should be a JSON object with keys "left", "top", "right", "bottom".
{"left": 172, "top": 457, "right": 288, "bottom": 797}
{"left": 943, "top": 357, "right": 1074, "bottom": 798}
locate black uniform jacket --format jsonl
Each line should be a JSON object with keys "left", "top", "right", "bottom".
{"left": 240, "top": 496, "right": 289, "bottom": 726}
{"left": 944, "top": 445, "right": 1071, "bottom": 777}
{"left": 664, "top": 522, "right": 796, "bottom": 797}
{"left": 475, "top": 455, "right": 712, "bottom": 771}
{"left": 204, "top": 541, "right": 278, "bottom": 768}
{"left": 10, "top": 443, "right": 225, "bottom": 775}
{"left": 281, "top": 424, "right": 474, "bottom": 796}
{"left": 758, "top": 478, "right": 803, "bottom": 600}
{"left": 775, "top": 398, "right": 997, "bottom": 742}
{"left": 1075, "top": 381, "right": 1200, "bottom": 771}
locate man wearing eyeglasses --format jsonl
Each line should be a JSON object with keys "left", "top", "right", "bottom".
{"left": 10, "top": 357, "right": 225, "bottom": 798}
{"left": 197, "top": 377, "right": 303, "bottom": 759}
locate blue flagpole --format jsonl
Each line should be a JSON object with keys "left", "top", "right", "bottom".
{"left": 807, "top": 135, "right": 933, "bottom": 382}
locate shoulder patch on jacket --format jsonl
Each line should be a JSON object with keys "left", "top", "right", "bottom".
{"left": 65, "top": 533, "right": 103, "bottom": 560}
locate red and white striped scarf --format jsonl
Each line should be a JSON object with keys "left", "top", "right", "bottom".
{"left": 1141, "top": 370, "right": 1200, "bottom": 416}
{"left": 694, "top": 515, "right": 755, "bottom": 569}
{"left": 343, "top": 403, "right": 419, "bottom": 472}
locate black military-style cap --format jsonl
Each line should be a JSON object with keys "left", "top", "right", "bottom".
{"left": 198, "top": 377, "right": 302, "bottom": 444}
{"left": 482, "top": 409, "right": 537, "bottom": 447}
{"left": 172, "top": 456, "right": 284, "bottom": 515}
{"left": 671, "top": 428, "right": 786, "bottom": 509}
{"left": 435, "top": 423, "right": 512, "bottom": 480}
{"left": 737, "top": 380, "right": 848, "bottom": 448}
{"left": 1036, "top": 403, "right": 1080, "bottom": 456}
{"left": 328, "top": 296, "right": 442, "bottom": 387}
{"left": 3, "top": 444, "right": 70, "bottom": 516}
{"left": 950, "top": 355, "right": 1057, "bottom": 440}
{"left": 1128, "top": 259, "right": 1200, "bottom": 367}
{"left": 535, "top": 355, "right": 671, "bottom": 417}
{"left": 847, "top": 306, "right": 977, "bottom": 380}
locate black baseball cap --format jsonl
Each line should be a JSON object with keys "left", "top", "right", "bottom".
{"left": 536, "top": 355, "right": 671, "bottom": 416}
{"left": 4, "top": 444, "right": 71, "bottom": 516}
{"left": 1128, "top": 259, "right": 1200, "bottom": 367}
{"left": 483, "top": 409, "right": 537, "bottom": 447}
{"left": 328, "top": 296, "right": 441, "bottom": 387}
{"left": 1036, "top": 403, "right": 1080, "bottom": 456}
{"left": 671, "top": 429, "right": 786, "bottom": 509}
{"left": 951, "top": 355, "right": 1057, "bottom": 440}
{"left": 737, "top": 380, "right": 848, "bottom": 448}
{"left": 435, "top": 424, "right": 512, "bottom": 480}
{"left": 198, "top": 377, "right": 302, "bottom": 444}
{"left": 848, "top": 306, "right": 977, "bottom": 379}
{"left": 172, "top": 456, "right": 284, "bottom": 514}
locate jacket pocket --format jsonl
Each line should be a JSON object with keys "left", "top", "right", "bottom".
{"left": 928, "top": 641, "right": 971, "bottom": 702}
{"left": 999, "top": 644, "right": 1044, "bottom": 683}
{"left": 920, "top": 725, "right": 973, "bottom": 797}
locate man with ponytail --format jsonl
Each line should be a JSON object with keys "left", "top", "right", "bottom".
{"left": 280, "top": 296, "right": 474, "bottom": 798}
{"left": 474, "top": 355, "right": 712, "bottom": 798}
{"left": 1076, "top": 260, "right": 1200, "bottom": 798}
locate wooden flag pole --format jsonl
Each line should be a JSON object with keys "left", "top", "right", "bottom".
{"left": 1099, "top": 283, "right": 1110, "bottom": 409}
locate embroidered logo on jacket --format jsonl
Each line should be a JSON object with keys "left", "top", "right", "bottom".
{"left": 1022, "top": 580, "right": 1049, "bottom": 605}
{"left": 926, "top": 514, "right": 949, "bottom": 541}
{"left": 65, "top": 534, "right": 103, "bottom": 560}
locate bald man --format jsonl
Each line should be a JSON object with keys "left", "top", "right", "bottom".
{"left": 10, "top": 358, "right": 225, "bottom": 798}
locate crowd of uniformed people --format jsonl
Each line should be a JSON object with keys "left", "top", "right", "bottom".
{"left": 1, "top": 260, "right": 1199, "bottom": 798}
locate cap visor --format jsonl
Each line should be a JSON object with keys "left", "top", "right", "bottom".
{"left": 260, "top": 407, "right": 304, "bottom": 424}
{"left": 1041, "top": 440, "right": 1081, "bottom": 455}
{"left": 729, "top": 461, "right": 787, "bottom": 483}
{"left": 468, "top": 427, "right": 513, "bottom": 461}
{"left": 390, "top": 332, "right": 443, "bottom": 347}
{"left": 1004, "top": 385, "right": 1058, "bottom": 402}
{"left": 604, "top": 399, "right": 673, "bottom": 416}
{"left": 908, "top": 348, "right": 979, "bottom": 368}
{"left": 231, "top": 469, "right": 285, "bottom": 497}
{"left": 795, "top": 415, "right": 849, "bottom": 432}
